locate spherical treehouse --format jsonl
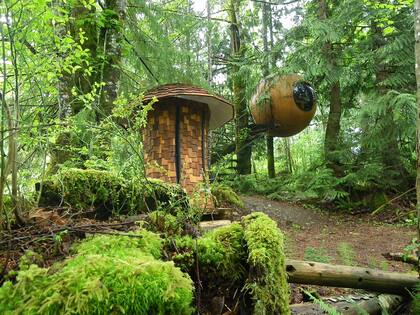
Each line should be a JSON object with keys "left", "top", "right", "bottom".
{"left": 250, "top": 74, "right": 316, "bottom": 137}
{"left": 142, "top": 84, "right": 233, "bottom": 194}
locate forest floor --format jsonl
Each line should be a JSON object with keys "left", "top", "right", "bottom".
{"left": 236, "top": 195, "right": 418, "bottom": 302}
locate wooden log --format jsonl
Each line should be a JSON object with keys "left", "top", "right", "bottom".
{"left": 285, "top": 259, "right": 419, "bottom": 294}
{"left": 290, "top": 294, "right": 404, "bottom": 315}
{"left": 382, "top": 252, "right": 418, "bottom": 266}
{"left": 199, "top": 220, "right": 231, "bottom": 232}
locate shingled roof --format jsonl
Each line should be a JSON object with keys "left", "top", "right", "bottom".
{"left": 143, "top": 83, "right": 234, "bottom": 129}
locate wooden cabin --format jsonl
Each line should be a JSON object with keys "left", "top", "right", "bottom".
{"left": 142, "top": 84, "right": 233, "bottom": 194}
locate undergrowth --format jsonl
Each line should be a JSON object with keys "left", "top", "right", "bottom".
{"left": 0, "top": 230, "right": 194, "bottom": 315}
{"left": 223, "top": 164, "right": 400, "bottom": 213}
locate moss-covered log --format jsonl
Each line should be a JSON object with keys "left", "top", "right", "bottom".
{"left": 169, "top": 212, "right": 290, "bottom": 315}
{"left": 290, "top": 294, "right": 404, "bottom": 315}
{"left": 0, "top": 230, "right": 194, "bottom": 315}
{"left": 37, "top": 168, "right": 187, "bottom": 219}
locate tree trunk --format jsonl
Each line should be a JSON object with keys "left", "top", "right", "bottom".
{"left": 415, "top": 0, "right": 420, "bottom": 274}
{"left": 284, "top": 138, "right": 293, "bottom": 173}
{"left": 262, "top": 3, "right": 275, "bottom": 178}
{"left": 285, "top": 259, "right": 419, "bottom": 294}
{"left": 97, "top": 0, "right": 126, "bottom": 119}
{"left": 228, "top": 0, "right": 251, "bottom": 175}
{"left": 324, "top": 80, "right": 342, "bottom": 168}
{"left": 206, "top": 0, "right": 212, "bottom": 85}
{"left": 267, "top": 136, "right": 275, "bottom": 178}
{"left": 319, "top": 0, "right": 342, "bottom": 172}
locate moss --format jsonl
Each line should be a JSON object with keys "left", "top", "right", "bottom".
{"left": 211, "top": 184, "right": 244, "bottom": 208}
{"left": 73, "top": 229, "right": 163, "bottom": 259}
{"left": 197, "top": 223, "right": 247, "bottom": 283}
{"left": 147, "top": 211, "right": 182, "bottom": 235}
{"left": 166, "top": 214, "right": 290, "bottom": 314}
{"left": 242, "top": 212, "right": 290, "bottom": 315}
{"left": 0, "top": 230, "right": 194, "bottom": 315}
{"left": 37, "top": 168, "right": 187, "bottom": 219}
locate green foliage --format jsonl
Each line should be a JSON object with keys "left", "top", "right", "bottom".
{"left": 303, "top": 291, "right": 342, "bottom": 315}
{"left": 73, "top": 229, "right": 163, "bottom": 260}
{"left": 0, "top": 230, "right": 194, "bottom": 315}
{"left": 242, "top": 212, "right": 290, "bottom": 315}
{"left": 147, "top": 211, "right": 182, "bottom": 235}
{"left": 410, "top": 284, "right": 420, "bottom": 315}
{"left": 211, "top": 183, "right": 245, "bottom": 208}
{"left": 38, "top": 168, "right": 186, "bottom": 218}
{"left": 168, "top": 213, "right": 290, "bottom": 314}
{"left": 198, "top": 222, "right": 247, "bottom": 283}
{"left": 304, "top": 247, "right": 331, "bottom": 263}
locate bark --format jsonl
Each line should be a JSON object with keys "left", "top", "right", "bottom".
{"left": 63, "top": 0, "right": 98, "bottom": 116}
{"left": 228, "top": 0, "right": 251, "bottom": 175}
{"left": 382, "top": 252, "right": 418, "bottom": 266}
{"left": 415, "top": 0, "right": 420, "bottom": 274}
{"left": 262, "top": 3, "right": 275, "bottom": 178}
{"left": 285, "top": 259, "right": 419, "bottom": 294}
{"left": 324, "top": 80, "right": 342, "bottom": 167}
{"left": 284, "top": 137, "right": 293, "bottom": 173}
{"left": 290, "top": 294, "right": 404, "bottom": 315}
{"left": 1, "top": 5, "right": 24, "bottom": 226}
{"left": 267, "top": 136, "right": 275, "bottom": 178}
{"left": 210, "top": 125, "right": 263, "bottom": 165}
{"left": 59, "top": 0, "right": 125, "bottom": 118}
{"left": 319, "top": 0, "right": 342, "bottom": 172}
{"left": 207, "top": 0, "right": 212, "bottom": 84}
{"left": 98, "top": 0, "right": 126, "bottom": 119}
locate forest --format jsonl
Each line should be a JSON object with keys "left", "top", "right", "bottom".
{"left": 0, "top": 0, "right": 420, "bottom": 314}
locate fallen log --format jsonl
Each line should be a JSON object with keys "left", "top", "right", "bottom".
{"left": 285, "top": 259, "right": 419, "bottom": 294}
{"left": 383, "top": 252, "right": 418, "bottom": 266}
{"left": 290, "top": 294, "right": 404, "bottom": 315}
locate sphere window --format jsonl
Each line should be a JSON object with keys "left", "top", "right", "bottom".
{"left": 293, "top": 82, "right": 316, "bottom": 112}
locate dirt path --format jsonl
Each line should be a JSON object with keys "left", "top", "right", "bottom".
{"left": 240, "top": 195, "right": 417, "bottom": 273}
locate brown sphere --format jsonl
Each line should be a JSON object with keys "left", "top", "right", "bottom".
{"left": 250, "top": 74, "right": 316, "bottom": 137}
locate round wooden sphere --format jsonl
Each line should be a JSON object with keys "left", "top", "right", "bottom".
{"left": 250, "top": 74, "right": 316, "bottom": 137}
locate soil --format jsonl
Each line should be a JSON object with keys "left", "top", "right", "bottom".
{"left": 237, "top": 195, "right": 418, "bottom": 304}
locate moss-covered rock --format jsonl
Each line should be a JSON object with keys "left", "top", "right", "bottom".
{"left": 0, "top": 230, "right": 194, "bottom": 315}
{"left": 37, "top": 168, "right": 187, "bottom": 219}
{"left": 211, "top": 184, "right": 244, "bottom": 208}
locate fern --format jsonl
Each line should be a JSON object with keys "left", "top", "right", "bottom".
{"left": 303, "top": 290, "right": 342, "bottom": 315}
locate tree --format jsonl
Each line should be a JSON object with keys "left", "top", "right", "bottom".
{"left": 414, "top": 0, "right": 420, "bottom": 272}
{"left": 228, "top": 0, "right": 252, "bottom": 175}
{"left": 261, "top": 2, "right": 275, "bottom": 178}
